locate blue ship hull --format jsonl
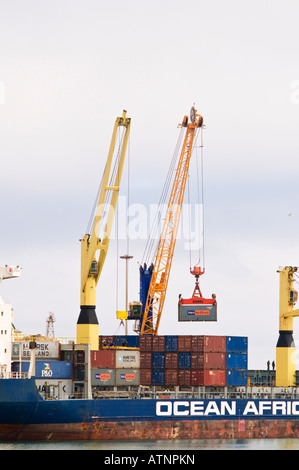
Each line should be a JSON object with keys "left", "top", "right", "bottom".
{"left": 1, "top": 378, "right": 299, "bottom": 440}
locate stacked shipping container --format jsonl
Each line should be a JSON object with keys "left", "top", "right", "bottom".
{"left": 139, "top": 335, "right": 248, "bottom": 387}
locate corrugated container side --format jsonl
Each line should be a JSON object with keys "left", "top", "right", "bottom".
{"left": 178, "top": 369, "right": 191, "bottom": 386}
{"left": 115, "top": 350, "right": 140, "bottom": 369}
{"left": 151, "top": 369, "right": 165, "bottom": 386}
{"left": 139, "top": 335, "right": 153, "bottom": 352}
{"left": 226, "top": 352, "right": 248, "bottom": 370}
{"left": 191, "top": 352, "right": 201, "bottom": 369}
{"left": 91, "top": 368, "right": 115, "bottom": 386}
{"left": 113, "top": 335, "right": 139, "bottom": 348}
{"left": 90, "top": 350, "right": 115, "bottom": 369}
{"left": 165, "top": 369, "right": 178, "bottom": 386}
{"left": 165, "top": 336, "right": 178, "bottom": 352}
{"left": 165, "top": 352, "right": 178, "bottom": 369}
{"left": 200, "top": 352, "right": 226, "bottom": 370}
{"left": 152, "top": 335, "right": 165, "bottom": 352}
{"left": 152, "top": 352, "right": 165, "bottom": 369}
{"left": 226, "top": 336, "right": 248, "bottom": 353}
{"left": 191, "top": 335, "right": 201, "bottom": 352}
{"left": 226, "top": 369, "right": 248, "bottom": 386}
{"left": 197, "top": 369, "right": 226, "bottom": 386}
{"left": 199, "top": 335, "right": 226, "bottom": 352}
{"left": 140, "top": 369, "right": 152, "bottom": 385}
{"left": 115, "top": 369, "right": 140, "bottom": 386}
{"left": 140, "top": 352, "right": 152, "bottom": 369}
{"left": 178, "top": 335, "right": 192, "bottom": 351}
{"left": 178, "top": 352, "right": 191, "bottom": 369}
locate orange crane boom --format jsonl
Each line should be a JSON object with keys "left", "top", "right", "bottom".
{"left": 140, "top": 107, "right": 203, "bottom": 335}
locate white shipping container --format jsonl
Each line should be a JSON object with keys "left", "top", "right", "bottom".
{"left": 12, "top": 341, "right": 60, "bottom": 359}
{"left": 115, "top": 350, "right": 140, "bottom": 369}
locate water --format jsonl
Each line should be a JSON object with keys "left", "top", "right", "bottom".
{"left": 1, "top": 438, "right": 299, "bottom": 450}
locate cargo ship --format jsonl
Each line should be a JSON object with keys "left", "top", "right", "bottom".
{"left": 2, "top": 332, "right": 299, "bottom": 441}
{"left": 1, "top": 109, "right": 299, "bottom": 441}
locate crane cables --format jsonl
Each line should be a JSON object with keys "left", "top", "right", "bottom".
{"left": 141, "top": 127, "right": 185, "bottom": 267}
{"left": 188, "top": 128, "right": 205, "bottom": 270}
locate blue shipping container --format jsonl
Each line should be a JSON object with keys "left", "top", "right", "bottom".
{"left": 226, "top": 370, "right": 248, "bottom": 386}
{"left": 178, "top": 352, "right": 191, "bottom": 369}
{"left": 151, "top": 369, "right": 165, "bottom": 386}
{"left": 226, "top": 353, "right": 248, "bottom": 370}
{"left": 113, "top": 335, "right": 139, "bottom": 348}
{"left": 152, "top": 352, "right": 165, "bottom": 369}
{"left": 165, "top": 336, "right": 178, "bottom": 352}
{"left": 12, "top": 361, "right": 73, "bottom": 379}
{"left": 226, "top": 336, "right": 248, "bottom": 353}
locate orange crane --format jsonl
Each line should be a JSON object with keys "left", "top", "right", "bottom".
{"left": 140, "top": 106, "right": 203, "bottom": 335}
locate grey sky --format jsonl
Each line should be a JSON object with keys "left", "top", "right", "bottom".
{"left": 1, "top": 0, "right": 299, "bottom": 368}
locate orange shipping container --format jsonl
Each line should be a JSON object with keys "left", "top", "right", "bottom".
{"left": 90, "top": 350, "right": 115, "bottom": 369}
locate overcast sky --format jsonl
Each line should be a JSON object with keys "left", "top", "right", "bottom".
{"left": 1, "top": 0, "right": 299, "bottom": 369}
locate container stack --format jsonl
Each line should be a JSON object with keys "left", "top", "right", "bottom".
{"left": 139, "top": 335, "right": 248, "bottom": 387}
{"left": 90, "top": 348, "right": 140, "bottom": 387}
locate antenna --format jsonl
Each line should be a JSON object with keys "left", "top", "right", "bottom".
{"left": 46, "top": 312, "right": 56, "bottom": 338}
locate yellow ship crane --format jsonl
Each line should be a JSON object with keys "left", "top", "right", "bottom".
{"left": 140, "top": 106, "right": 203, "bottom": 335}
{"left": 77, "top": 110, "right": 131, "bottom": 350}
{"left": 276, "top": 266, "right": 299, "bottom": 386}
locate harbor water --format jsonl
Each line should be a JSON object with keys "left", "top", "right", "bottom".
{"left": 1, "top": 438, "right": 299, "bottom": 451}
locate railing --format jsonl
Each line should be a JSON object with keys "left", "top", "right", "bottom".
{"left": 0, "top": 371, "right": 28, "bottom": 379}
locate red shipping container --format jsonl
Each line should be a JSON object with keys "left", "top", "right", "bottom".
{"left": 178, "top": 335, "right": 192, "bottom": 351}
{"left": 191, "top": 336, "right": 201, "bottom": 352}
{"left": 199, "top": 352, "right": 226, "bottom": 370}
{"left": 140, "top": 369, "right": 152, "bottom": 385}
{"left": 191, "top": 370, "right": 201, "bottom": 386}
{"left": 178, "top": 370, "right": 191, "bottom": 386}
{"left": 165, "top": 369, "right": 178, "bottom": 386}
{"left": 165, "top": 352, "right": 178, "bottom": 369}
{"left": 90, "top": 350, "right": 115, "bottom": 368}
{"left": 139, "top": 335, "right": 153, "bottom": 352}
{"left": 191, "top": 352, "right": 201, "bottom": 369}
{"left": 152, "top": 336, "right": 165, "bottom": 352}
{"left": 198, "top": 335, "right": 226, "bottom": 353}
{"left": 197, "top": 369, "right": 226, "bottom": 386}
{"left": 140, "top": 352, "right": 152, "bottom": 369}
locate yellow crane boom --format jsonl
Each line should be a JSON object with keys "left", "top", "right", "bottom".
{"left": 140, "top": 107, "right": 203, "bottom": 335}
{"left": 77, "top": 110, "right": 131, "bottom": 350}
